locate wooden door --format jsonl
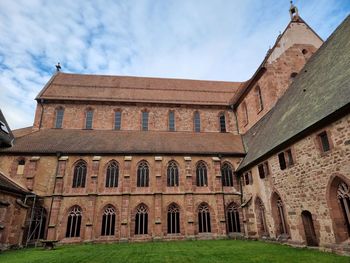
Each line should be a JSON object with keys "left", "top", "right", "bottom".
{"left": 301, "top": 211, "right": 318, "bottom": 246}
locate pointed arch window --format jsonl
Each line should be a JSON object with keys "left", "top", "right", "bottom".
{"left": 85, "top": 109, "right": 94, "bottom": 129}
{"left": 137, "top": 161, "right": 149, "bottom": 187}
{"left": 227, "top": 203, "right": 241, "bottom": 233}
{"left": 135, "top": 204, "right": 148, "bottom": 235}
{"left": 72, "top": 161, "right": 87, "bottom": 188}
{"left": 242, "top": 102, "right": 248, "bottom": 125}
{"left": 66, "top": 206, "right": 82, "bottom": 238}
{"left": 101, "top": 206, "right": 116, "bottom": 236}
{"left": 255, "top": 86, "right": 264, "bottom": 112}
{"left": 105, "top": 161, "right": 119, "bottom": 187}
{"left": 221, "top": 163, "right": 234, "bottom": 187}
{"left": 337, "top": 182, "right": 350, "bottom": 235}
{"left": 194, "top": 111, "right": 200, "bottom": 132}
{"left": 55, "top": 107, "right": 64, "bottom": 128}
{"left": 167, "top": 161, "right": 179, "bottom": 187}
{"left": 196, "top": 162, "right": 208, "bottom": 187}
{"left": 277, "top": 197, "right": 288, "bottom": 235}
{"left": 167, "top": 204, "right": 180, "bottom": 234}
{"left": 219, "top": 113, "right": 226, "bottom": 132}
{"left": 256, "top": 198, "right": 268, "bottom": 236}
{"left": 198, "top": 203, "right": 211, "bottom": 233}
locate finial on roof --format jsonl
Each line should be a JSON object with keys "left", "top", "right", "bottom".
{"left": 289, "top": 1, "right": 299, "bottom": 20}
{"left": 55, "top": 62, "right": 61, "bottom": 72}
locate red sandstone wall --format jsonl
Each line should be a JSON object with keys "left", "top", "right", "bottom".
{"left": 241, "top": 114, "right": 350, "bottom": 248}
{"left": 33, "top": 103, "right": 238, "bottom": 134}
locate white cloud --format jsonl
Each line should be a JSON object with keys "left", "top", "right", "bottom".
{"left": 0, "top": 0, "right": 348, "bottom": 129}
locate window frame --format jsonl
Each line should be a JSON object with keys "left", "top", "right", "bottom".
{"left": 137, "top": 161, "right": 149, "bottom": 187}
{"left": 196, "top": 161, "right": 208, "bottom": 187}
{"left": 85, "top": 109, "right": 94, "bottom": 129}
{"left": 72, "top": 161, "right": 87, "bottom": 188}
{"left": 317, "top": 130, "right": 332, "bottom": 154}
{"left": 55, "top": 107, "right": 64, "bottom": 128}
{"left": 141, "top": 110, "right": 149, "bottom": 131}
{"left": 258, "top": 161, "right": 269, "bottom": 179}
{"left": 105, "top": 161, "right": 119, "bottom": 188}
{"left": 114, "top": 110, "right": 122, "bottom": 130}
{"left": 168, "top": 110, "right": 175, "bottom": 131}
{"left": 167, "top": 161, "right": 179, "bottom": 187}
{"left": 278, "top": 149, "right": 294, "bottom": 170}
{"left": 219, "top": 113, "right": 226, "bottom": 132}
{"left": 194, "top": 111, "right": 201, "bottom": 132}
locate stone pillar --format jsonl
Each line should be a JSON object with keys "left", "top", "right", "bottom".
{"left": 120, "top": 156, "right": 132, "bottom": 241}
{"left": 47, "top": 156, "right": 67, "bottom": 240}
{"left": 184, "top": 157, "right": 195, "bottom": 238}
{"left": 154, "top": 156, "right": 163, "bottom": 239}
{"left": 25, "top": 156, "right": 40, "bottom": 191}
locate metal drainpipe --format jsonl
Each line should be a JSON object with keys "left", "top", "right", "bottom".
{"left": 47, "top": 152, "right": 61, "bottom": 239}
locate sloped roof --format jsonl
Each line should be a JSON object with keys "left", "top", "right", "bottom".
{"left": 238, "top": 15, "right": 350, "bottom": 171}
{"left": 0, "top": 171, "right": 29, "bottom": 195}
{"left": 0, "top": 129, "right": 245, "bottom": 155}
{"left": 36, "top": 73, "right": 244, "bottom": 106}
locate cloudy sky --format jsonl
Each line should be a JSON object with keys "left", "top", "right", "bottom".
{"left": 0, "top": 0, "right": 349, "bottom": 129}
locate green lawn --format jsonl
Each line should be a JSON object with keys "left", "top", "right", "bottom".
{"left": 0, "top": 239, "right": 347, "bottom": 263}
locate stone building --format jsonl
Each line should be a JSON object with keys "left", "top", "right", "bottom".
{"left": 0, "top": 6, "right": 349, "bottom": 253}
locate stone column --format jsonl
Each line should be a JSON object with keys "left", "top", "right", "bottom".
{"left": 120, "top": 156, "right": 132, "bottom": 241}
{"left": 154, "top": 156, "right": 163, "bottom": 239}
{"left": 184, "top": 157, "right": 195, "bottom": 238}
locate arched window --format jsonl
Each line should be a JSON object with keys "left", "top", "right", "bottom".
{"left": 255, "top": 198, "right": 268, "bottom": 237}
{"left": 272, "top": 193, "right": 288, "bottom": 236}
{"left": 337, "top": 182, "right": 350, "bottom": 235}
{"left": 196, "top": 162, "right": 208, "bottom": 187}
{"left": 85, "top": 109, "right": 94, "bottom": 129}
{"left": 141, "top": 110, "right": 149, "bottom": 131}
{"left": 55, "top": 107, "right": 64, "bottom": 128}
{"left": 219, "top": 113, "right": 226, "bottom": 132}
{"left": 255, "top": 86, "right": 263, "bottom": 112}
{"left": 137, "top": 161, "right": 149, "bottom": 187}
{"left": 16, "top": 158, "right": 25, "bottom": 175}
{"left": 66, "top": 206, "right": 82, "bottom": 238}
{"left": 168, "top": 111, "right": 175, "bottom": 131}
{"left": 28, "top": 206, "right": 47, "bottom": 241}
{"left": 135, "top": 204, "right": 148, "bottom": 235}
{"left": 167, "top": 161, "right": 179, "bottom": 187}
{"left": 194, "top": 111, "right": 200, "bottom": 132}
{"left": 101, "top": 206, "right": 116, "bottom": 236}
{"left": 221, "top": 163, "right": 234, "bottom": 187}
{"left": 242, "top": 102, "right": 248, "bottom": 125}
{"left": 167, "top": 204, "right": 180, "bottom": 234}
{"left": 227, "top": 203, "right": 240, "bottom": 233}
{"left": 105, "top": 161, "right": 119, "bottom": 187}
{"left": 72, "top": 161, "right": 87, "bottom": 188}
{"left": 198, "top": 203, "right": 211, "bottom": 233}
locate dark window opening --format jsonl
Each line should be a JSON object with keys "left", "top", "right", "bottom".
{"left": 101, "top": 206, "right": 116, "bottom": 236}
{"left": 135, "top": 205, "right": 148, "bottom": 235}
{"left": 167, "top": 204, "right": 180, "bottom": 234}
{"left": 142, "top": 111, "right": 148, "bottom": 131}
{"left": 105, "top": 162, "right": 119, "bottom": 187}
{"left": 319, "top": 131, "right": 330, "bottom": 152}
{"left": 290, "top": 72, "right": 298, "bottom": 79}
{"left": 85, "top": 110, "right": 93, "bottom": 129}
{"left": 114, "top": 111, "right": 121, "bottom": 130}
{"left": 243, "top": 171, "right": 252, "bottom": 185}
{"left": 227, "top": 203, "right": 241, "bottom": 233}
{"left": 194, "top": 111, "right": 200, "bottom": 132}
{"left": 278, "top": 152, "right": 287, "bottom": 170}
{"left": 66, "top": 206, "right": 82, "bottom": 238}
{"left": 219, "top": 114, "right": 226, "bottom": 132}
{"left": 302, "top": 49, "right": 308, "bottom": 55}
{"left": 196, "top": 162, "right": 208, "bottom": 187}
{"left": 258, "top": 162, "right": 269, "bottom": 179}
{"left": 72, "top": 161, "right": 87, "bottom": 188}
{"left": 198, "top": 204, "right": 211, "bottom": 233}
{"left": 169, "top": 111, "right": 175, "bottom": 131}
{"left": 55, "top": 108, "right": 64, "bottom": 128}
{"left": 167, "top": 161, "right": 179, "bottom": 187}
{"left": 137, "top": 161, "right": 149, "bottom": 187}
{"left": 221, "top": 163, "right": 234, "bottom": 187}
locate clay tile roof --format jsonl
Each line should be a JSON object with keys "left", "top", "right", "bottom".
{"left": 238, "top": 15, "right": 350, "bottom": 171}
{"left": 36, "top": 73, "right": 244, "bottom": 106}
{"left": 0, "top": 171, "right": 30, "bottom": 195}
{"left": 0, "top": 129, "right": 245, "bottom": 156}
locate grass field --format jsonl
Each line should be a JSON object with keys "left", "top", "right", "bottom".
{"left": 0, "top": 239, "right": 347, "bottom": 263}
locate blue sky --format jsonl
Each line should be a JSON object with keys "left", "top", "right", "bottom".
{"left": 0, "top": 0, "right": 349, "bottom": 129}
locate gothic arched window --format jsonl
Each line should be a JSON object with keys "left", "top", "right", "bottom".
{"left": 337, "top": 182, "right": 350, "bottom": 235}
{"left": 101, "top": 206, "right": 116, "bottom": 236}
{"left": 227, "top": 203, "right": 241, "bottom": 233}
{"left": 255, "top": 197, "right": 268, "bottom": 236}
{"left": 66, "top": 206, "right": 82, "bottom": 238}
{"left": 167, "top": 203, "right": 180, "bottom": 234}
{"left": 221, "top": 163, "right": 234, "bottom": 187}
{"left": 137, "top": 161, "right": 149, "bottom": 187}
{"left": 105, "top": 161, "right": 119, "bottom": 188}
{"left": 72, "top": 161, "right": 87, "bottom": 188}
{"left": 196, "top": 162, "right": 208, "bottom": 187}
{"left": 198, "top": 203, "right": 211, "bottom": 233}
{"left": 135, "top": 204, "right": 148, "bottom": 235}
{"left": 167, "top": 161, "right": 179, "bottom": 187}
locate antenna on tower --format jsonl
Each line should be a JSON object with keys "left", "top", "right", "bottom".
{"left": 55, "top": 62, "right": 61, "bottom": 72}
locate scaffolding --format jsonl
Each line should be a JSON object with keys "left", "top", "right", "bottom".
{"left": 23, "top": 194, "right": 46, "bottom": 247}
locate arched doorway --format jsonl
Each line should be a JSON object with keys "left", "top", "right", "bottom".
{"left": 301, "top": 211, "right": 318, "bottom": 246}
{"left": 271, "top": 192, "right": 289, "bottom": 239}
